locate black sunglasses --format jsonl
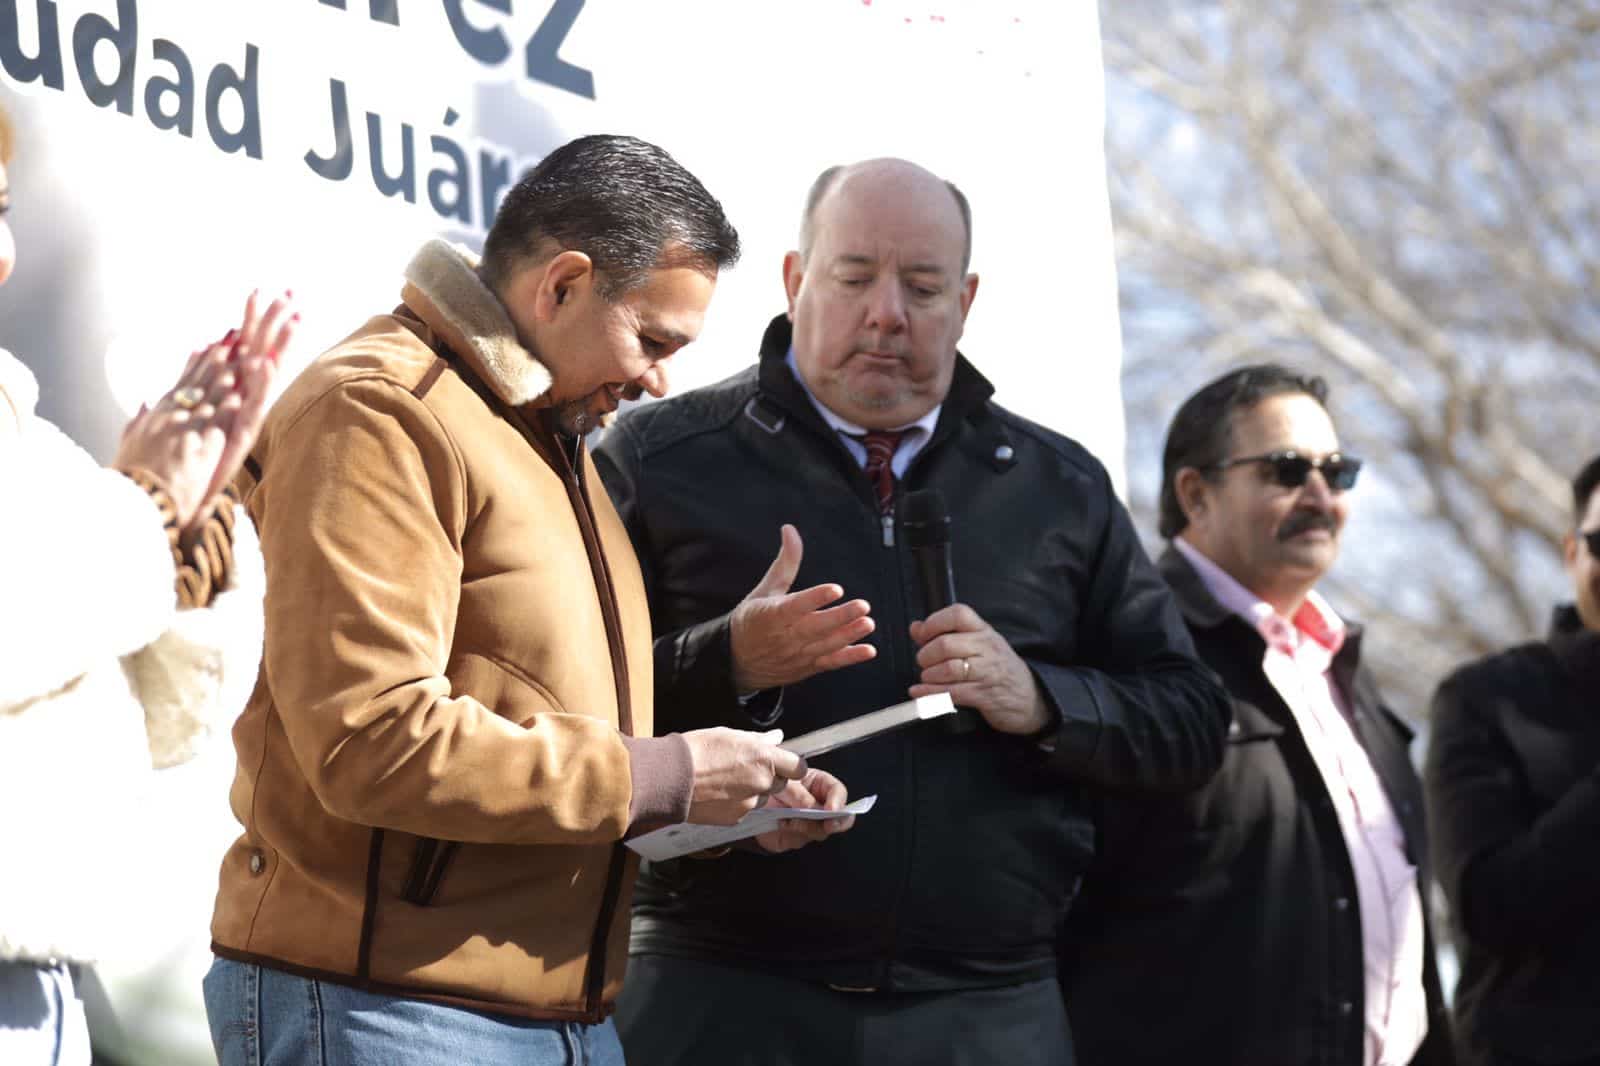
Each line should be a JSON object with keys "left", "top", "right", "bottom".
{"left": 1581, "top": 528, "right": 1600, "bottom": 559}
{"left": 1209, "top": 450, "right": 1363, "bottom": 492}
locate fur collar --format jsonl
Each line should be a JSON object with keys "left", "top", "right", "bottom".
{"left": 400, "top": 240, "right": 553, "bottom": 407}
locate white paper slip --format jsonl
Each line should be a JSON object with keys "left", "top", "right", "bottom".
{"left": 780, "top": 693, "right": 956, "bottom": 758}
{"left": 625, "top": 795, "right": 877, "bottom": 863}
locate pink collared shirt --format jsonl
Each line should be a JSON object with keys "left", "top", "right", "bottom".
{"left": 1175, "top": 539, "right": 1427, "bottom": 1066}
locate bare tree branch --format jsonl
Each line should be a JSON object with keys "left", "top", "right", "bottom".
{"left": 1105, "top": 0, "right": 1598, "bottom": 715}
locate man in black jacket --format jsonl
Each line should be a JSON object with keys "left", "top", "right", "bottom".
{"left": 594, "top": 157, "right": 1230, "bottom": 1065}
{"left": 1425, "top": 454, "right": 1600, "bottom": 1066}
{"left": 1060, "top": 365, "right": 1454, "bottom": 1066}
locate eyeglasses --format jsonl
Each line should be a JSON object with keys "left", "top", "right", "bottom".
{"left": 1581, "top": 528, "right": 1600, "bottom": 559}
{"left": 1209, "top": 450, "right": 1363, "bottom": 492}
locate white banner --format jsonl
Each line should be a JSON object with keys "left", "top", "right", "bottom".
{"left": 1, "top": 0, "right": 1123, "bottom": 470}
{"left": 0, "top": 3, "right": 1123, "bottom": 1061}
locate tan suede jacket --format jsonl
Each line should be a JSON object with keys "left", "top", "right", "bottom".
{"left": 209, "top": 241, "right": 692, "bottom": 1022}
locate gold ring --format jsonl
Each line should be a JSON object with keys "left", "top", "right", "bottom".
{"left": 171, "top": 386, "right": 205, "bottom": 410}
{"left": 961, "top": 658, "right": 972, "bottom": 680}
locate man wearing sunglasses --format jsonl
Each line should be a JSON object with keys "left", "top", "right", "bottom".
{"left": 1060, "top": 364, "right": 1455, "bottom": 1066}
{"left": 1424, "top": 454, "right": 1600, "bottom": 1066}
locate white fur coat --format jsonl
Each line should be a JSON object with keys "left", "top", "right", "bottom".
{"left": 0, "top": 349, "right": 264, "bottom": 964}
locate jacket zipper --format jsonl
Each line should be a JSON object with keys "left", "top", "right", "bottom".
{"left": 860, "top": 485, "right": 915, "bottom": 988}
{"left": 875, "top": 441, "right": 947, "bottom": 989}
{"left": 468, "top": 396, "right": 632, "bottom": 1018}
{"left": 554, "top": 434, "right": 633, "bottom": 1017}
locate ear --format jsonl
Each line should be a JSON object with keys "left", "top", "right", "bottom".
{"left": 1563, "top": 530, "right": 1579, "bottom": 572}
{"left": 782, "top": 250, "right": 805, "bottom": 321}
{"left": 958, "top": 272, "right": 979, "bottom": 322}
{"left": 530, "top": 249, "right": 594, "bottom": 322}
{"left": 1174, "top": 466, "right": 1212, "bottom": 526}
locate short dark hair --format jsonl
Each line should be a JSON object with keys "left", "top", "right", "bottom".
{"left": 1574, "top": 454, "right": 1600, "bottom": 524}
{"left": 480, "top": 134, "right": 740, "bottom": 299}
{"left": 1159, "top": 364, "right": 1331, "bottom": 539}
{"left": 799, "top": 163, "right": 973, "bottom": 272}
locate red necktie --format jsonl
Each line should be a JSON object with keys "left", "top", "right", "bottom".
{"left": 858, "top": 430, "right": 906, "bottom": 514}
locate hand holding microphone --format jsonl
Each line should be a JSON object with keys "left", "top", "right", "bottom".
{"left": 900, "top": 489, "right": 976, "bottom": 734}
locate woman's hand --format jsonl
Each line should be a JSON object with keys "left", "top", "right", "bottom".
{"left": 114, "top": 290, "right": 296, "bottom": 530}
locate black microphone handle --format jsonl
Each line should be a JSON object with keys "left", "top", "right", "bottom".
{"left": 914, "top": 543, "right": 957, "bottom": 613}
{"left": 910, "top": 543, "right": 981, "bottom": 735}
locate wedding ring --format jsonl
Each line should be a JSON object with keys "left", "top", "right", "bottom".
{"left": 171, "top": 385, "right": 205, "bottom": 410}
{"left": 961, "top": 658, "right": 972, "bottom": 680}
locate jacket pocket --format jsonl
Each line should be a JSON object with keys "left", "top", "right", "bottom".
{"left": 1193, "top": 707, "right": 1294, "bottom": 833}
{"left": 399, "top": 837, "right": 459, "bottom": 906}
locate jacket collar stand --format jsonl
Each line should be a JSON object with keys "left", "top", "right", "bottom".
{"left": 1548, "top": 604, "right": 1600, "bottom": 687}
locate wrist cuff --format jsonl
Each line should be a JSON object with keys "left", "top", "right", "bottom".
{"left": 622, "top": 734, "right": 694, "bottom": 834}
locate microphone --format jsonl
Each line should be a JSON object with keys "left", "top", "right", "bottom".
{"left": 900, "top": 489, "right": 980, "bottom": 734}
{"left": 901, "top": 488, "right": 955, "bottom": 615}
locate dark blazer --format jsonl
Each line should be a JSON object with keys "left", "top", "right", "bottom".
{"left": 1059, "top": 547, "right": 1454, "bottom": 1066}
{"left": 1426, "top": 606, "right": 1600, "bottom": 1066}
{"left": 594, "top": 315, "right": 1229, "bottom": 992}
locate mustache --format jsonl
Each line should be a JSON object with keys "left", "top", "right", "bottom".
{"left": 1277, "top": 510, "right": 1337, "bottom": 541}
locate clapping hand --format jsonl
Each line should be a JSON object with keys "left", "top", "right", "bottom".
{"left": 114, "top": 290, "right": 296, "bottom": 531}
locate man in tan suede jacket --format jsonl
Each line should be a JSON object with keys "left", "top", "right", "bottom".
{"left": 202, "top": 135, "right": 848, "bottom": 1066}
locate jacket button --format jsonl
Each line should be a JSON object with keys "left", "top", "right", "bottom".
{"left": 1334, "top": 896, "right": 1351, "bottom": 912}
{"left": 1339, "top": 1000, "right": 1355, "bottom": 1017}
{"left": 248, "top": 850, "right": 266, "bottom": 876}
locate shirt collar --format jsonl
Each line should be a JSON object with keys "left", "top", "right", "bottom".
{"left": 784, "top": 347, "right": 942, "bottom": 439}
{"left": 1173, "top": 537, "right": 1346, "bottom": 658}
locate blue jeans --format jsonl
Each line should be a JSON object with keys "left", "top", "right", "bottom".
{"left": 0, "top": 960, "right": 90, "bottom": 1066}
{"left": 202, "top": 957, "right": 626, "bottom": 1066}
